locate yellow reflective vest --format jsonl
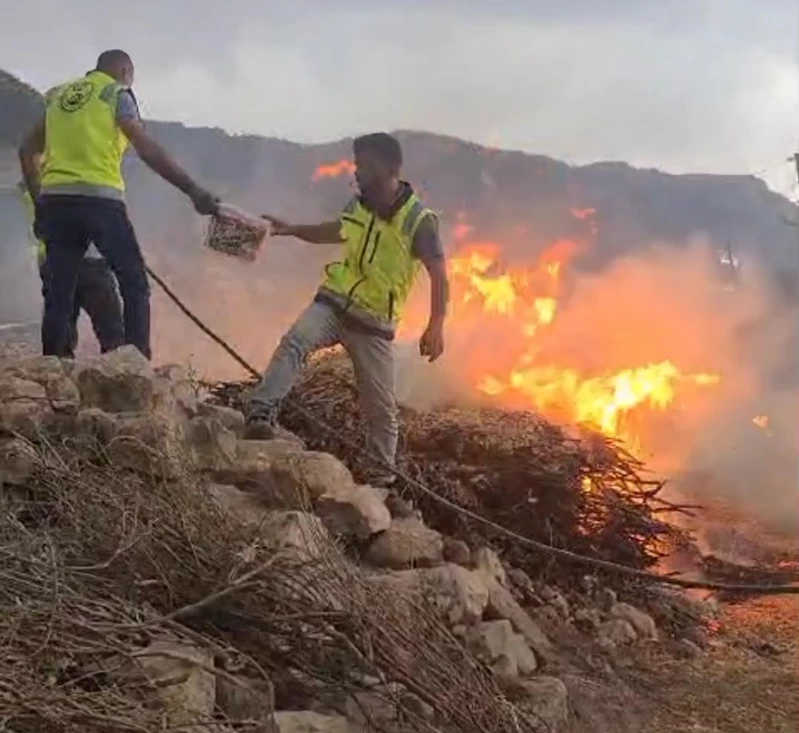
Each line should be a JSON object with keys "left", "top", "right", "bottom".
{"left": 18, "top": 187, "right": 46, "bottom": 265}
{"left": 41, "top": 70, "right": 130, "bottom": 195}
{"left": 322, "top": 193, "right": 434, "bottom": 324}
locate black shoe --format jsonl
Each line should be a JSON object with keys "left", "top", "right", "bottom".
{"left": 385, "top": 491, "right": 416, "bottom": 519}
{"left": 364, "top": 469, "right": 398, "bottom": 489}
{"left": 243, "top": 417, "right": 276, "bottom": 441}
{"left": 244, "top": 417, "right": 305, "bottom": 447}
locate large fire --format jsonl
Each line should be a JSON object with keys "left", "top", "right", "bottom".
{"left": 413, "top": 233, "right": 720, "bottom": 451}
{"left": 311, "top": 158, "right": 722, "bottom": 454}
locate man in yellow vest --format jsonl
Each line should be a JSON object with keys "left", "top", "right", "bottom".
{"left": 17, "top": 49, "right": 218, "bottom": 359}
{"left": 248, "top": 133, "right": 450, "bottom": 491}
{"left": 17, "top": 179, "right": 124, "bottom": 357}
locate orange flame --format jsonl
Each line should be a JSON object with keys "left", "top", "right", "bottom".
{"left": 312, "top": 159, "right": 355, "bottom": 181}
{"left": 752, "top": 415, "right": 769, "bottom": 429}
{"left": 480, "top": 362, "right": 720, "bottom": 442}
{"left": 401, "top": 223, "right": 720, "bottom": 454}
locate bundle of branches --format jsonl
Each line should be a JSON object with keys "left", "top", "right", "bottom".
{"left": 0, "top": 439, "right": 544, "bottom": 733}
{"left": 208, "top": 352, "right": 692, "bottom": 587}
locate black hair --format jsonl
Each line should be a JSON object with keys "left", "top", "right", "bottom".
{"left": 353, "top": 132, "right": 403, "bottom": 173}
{"left": 96, "top": 49, "right": 133, "bottom": 71}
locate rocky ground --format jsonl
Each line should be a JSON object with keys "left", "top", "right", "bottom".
{"left": 0, "top": 345, "right": 795, "bottom": 733}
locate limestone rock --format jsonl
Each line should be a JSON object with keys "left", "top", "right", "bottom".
{"left": 216, "top": 674, "right": 274, "bottom": 727}
{"left": 443, "top": 537, "right": 471, "bottom": 566}
{"left": 518, "top": 676, "right": 569, "bottom": 731}
{"left": 316, "top": 484, "right": 391, "bottom": 539}
{"left": 133, "top": 640, "right": 216, "bottom": 728}
{"left": 75, "top": 407, "right": 120, "bottom": 446}
{"left": 573, "top": 608, "right": 603, "bottom": 633}
{"left": 73, "top": 346, "right": 156, "bottom": 413}
{"left": 344, "top": 684, "right": 404, "bottom": 726}
{"left": 273, "top": 712, "right": 361, "bottom": 733}
{"left": 198, "top": 402, "right": 246, "bottom": 437}
{"left": 1, "top": 355, "right": 65, "bottom": 384}
{"left": 374, "top": 564, "right": 489, "bottom": 626}
{"left": 610, "top": 602, "right": 659, "bottom": 641}
{"left": 0, "top": 374, "right": 47, "bottom": 402}
{"left": 186, "top": 416, "right": 238, "bottom": 471}
{"left": 420, "top": 564, "right": 489, "bottom": 625}
{"left": 650, "top": 586, "right": 718, "bottom": 622}
{"left": 485, "top": 580, "right": 554, "bottom": 661}
{"left": 474, "top": 547, "right": 507, "bottom": 587}
{"left": 42, "top": 371, "right": 81, "bottom": 413}
{"left": 466, "top": 619, "right": 538, "bottom": 677}
{"left": 208, "top": 484, "right": 271, "bottom": 528}
{"left": 106, "top": 411, "right": 185, "bottom": 478}
{"left": 0, "top": 374, "right": 52, "bottom": 438}
{"left": 0, "top": 438, "right": 37, "bottom": 485}
{"left": 154, "top": 363, "right": 199, "bottom": 417}
{"left": 596, "top": 587, "right": 618, "bottom": 613}
{"left": 541, "top": 586, "right": 570, "bottom": 619}
{"left": 507, "top": 568, "right": 541, "bottom": 605}
{"left": 366, "top": 517, "right": 443, "bottom": 568}
{"left": 212, "top": 439, "right": 302, "bottom": 491}
{"left": 491, "top": 654, "right": 519, "bottom": 685}
{"left": 268, "top": 451, "right": 355, "bottom": 506}
{"left": 260, "top": 511, "right": 330, "bottom": 561}
{"left": 597, "top": 619, "right": 637, "bottom": 650}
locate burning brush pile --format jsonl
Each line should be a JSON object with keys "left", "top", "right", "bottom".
{"left": 209, "top": 352, "right": 694, "bottom": 588}
{"left": 208, "top": 216, "right": 735, "bottom": 590}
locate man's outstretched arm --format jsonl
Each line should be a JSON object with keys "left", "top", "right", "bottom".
{"left": 262, "top": 214, "right": 343, "bottom": 244}
{"left": 118, "top": 117, "right": 216, "bottom": 214}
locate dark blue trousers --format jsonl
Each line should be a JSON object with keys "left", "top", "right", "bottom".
{"left": 36, "top": 195, "right": 151, "bottom": 359}
{"left": 39, "top": 257, "right": 125, "bottom": 358}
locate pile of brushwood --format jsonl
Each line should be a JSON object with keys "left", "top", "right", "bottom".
{"left": 208, "top": 351, "right": 696, "bottom": 589}
{"left": 0, "top": 437, "right": 532, "bottom": 733}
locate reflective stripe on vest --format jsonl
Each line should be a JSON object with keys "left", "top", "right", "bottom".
{"left": 41, "top": 70, "right": 129, "bottom": 198}
{"left": 322, "top": 193, "right": 435, "bottom": 324}
{"left": 18, "top": 188, "right": 46, "bottom": 264}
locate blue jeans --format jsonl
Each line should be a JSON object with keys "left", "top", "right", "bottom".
{"left": 36, "top": 195, "right": 151, "bottom": 358}
{"left": 249, "top": 300, "right": 399, "bottom": 467}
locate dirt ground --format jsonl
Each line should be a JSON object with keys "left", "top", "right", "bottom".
{"left": 562, "top": 595, "right": 799, "bottom": 733}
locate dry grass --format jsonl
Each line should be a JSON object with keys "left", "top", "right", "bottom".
{"left": 556, "top": 596, "right": 799, "bottom": 733}
{"left": 0, "top": 436, "right": 548, "bottom": 733}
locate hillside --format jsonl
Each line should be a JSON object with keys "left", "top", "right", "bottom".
{"left": 1, "top": 68, "right": 796, "bottom": 288}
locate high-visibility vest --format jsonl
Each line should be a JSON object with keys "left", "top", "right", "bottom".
{"left": 322, "top": 193, "right": 434, "bottom": 324}
{"left": 18, "top": 187, "right": 46, "bottom": 265}
{"left": 41, "top": 70, "right": 130, "bottom": 194}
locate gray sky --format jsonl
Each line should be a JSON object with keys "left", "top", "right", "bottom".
{"left": 2, "top": 0, "right": 797, "bottom": 194}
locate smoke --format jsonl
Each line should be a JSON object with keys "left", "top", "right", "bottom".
{"left": 1, "top": 132, "right": 795, "bottom": 543}
{"left": 396, "top": 237, "right": 799, "bottom": 537}
{"left": 0, "top": 195, "right": 41, "bottom": 324}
